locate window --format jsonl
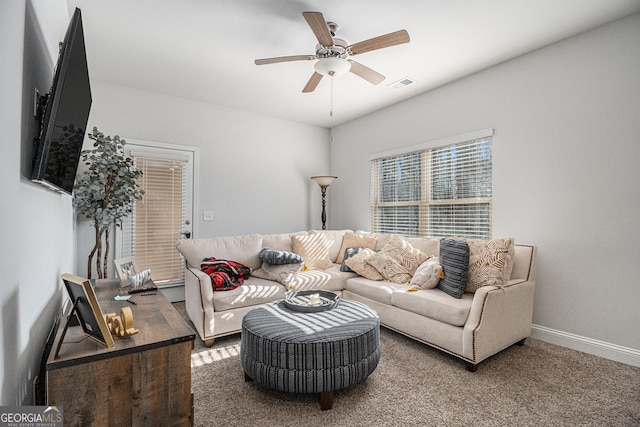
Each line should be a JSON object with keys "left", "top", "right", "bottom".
{"left": 371, "top": 130, "right": 493, "bottom": 239}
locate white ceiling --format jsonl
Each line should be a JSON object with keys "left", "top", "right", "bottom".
{"left": 66, "top": 0, "right": 640, "bottom": 128}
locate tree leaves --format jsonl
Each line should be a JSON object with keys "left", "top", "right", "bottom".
{"left": 73, "top": 126, "right": 144, "bottom": 278}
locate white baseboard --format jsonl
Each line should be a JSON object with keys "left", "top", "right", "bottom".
{"left": 531, "top": 324, "right": 640, "bottom": 367}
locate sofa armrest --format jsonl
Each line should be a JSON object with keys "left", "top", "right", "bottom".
{"left": 462, "top": 278, "right": 535, "bottom": 363}
{"left": 184, "top": 266, "right": 216, "bottom": 343}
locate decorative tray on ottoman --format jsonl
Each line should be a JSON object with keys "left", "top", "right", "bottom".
{"left": 283, "top": 290, "right": 340, "bottom": 313}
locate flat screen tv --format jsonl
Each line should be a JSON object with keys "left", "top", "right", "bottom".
{"left": 32, "top": 8, "right": 91, "bottom": 195}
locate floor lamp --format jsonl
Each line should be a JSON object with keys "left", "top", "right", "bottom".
{"left": 311, "top": 176, "right": 337, "bottom": 230}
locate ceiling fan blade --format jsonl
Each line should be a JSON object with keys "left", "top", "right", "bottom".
{"left": 302, "top": 72, "right": 323, "bottom": 93}
{"left": 348, "top": 29, "right": 410, "bottom": 55}
{"left": 302, "top": 11, "right": 333, "bottom": 47}
{"left": 255, "top": 55, "right": 316, "bottom": 65}
{"left": 348, "top": 60, "right": 385, "bottom": 85}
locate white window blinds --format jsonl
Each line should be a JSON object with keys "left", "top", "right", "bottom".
{"left": 120, "top": 157, "right": 187, "bottom": 285}
{"left": 371, "top": 151, "right": 424, "bottom": 236}
{"left": 371, "top": 132, "right": 492, "bottom": 239}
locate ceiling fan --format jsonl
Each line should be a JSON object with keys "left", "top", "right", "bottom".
{"left": 254, "top": 11, "right": 410, "bottom": 93}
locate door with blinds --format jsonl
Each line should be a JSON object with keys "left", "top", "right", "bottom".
{"left": 117, "top": 142, "right": 195, "bottom": 288}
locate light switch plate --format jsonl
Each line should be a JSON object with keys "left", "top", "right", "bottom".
{"left": 203, "top": 211, "right": 214, "bottom": 221}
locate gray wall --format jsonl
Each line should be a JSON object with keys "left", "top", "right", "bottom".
{"left": 0, "top": 0, "right": 73, "bottom": 405}
{"left": 330, "top": 13, "right": 640, "bottom": 355}
{"left": 75, "top": 74, "right": 331, "bottom": 278}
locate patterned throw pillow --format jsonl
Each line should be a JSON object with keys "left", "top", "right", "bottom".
{"left": 336, "top": 232, "right": 377, "bottom": 264}
{"left": 252, "top": 262, "right": 301, "bottom": 287}
{"left": 366, "top": 251, "right": 412, "bottom": 284}
{"left": 380, "top": 235, "right": 430, "bottom": 275}
{"left": 291, "top": 233, "right": 333, "bottom": 270}
{"left": 438, "top": 238, "right": 470, "bottom": 299}
{"left": 409, "top": 258, "right": 442, "bottom": 289}
{"left": 344, "top": 248, "right": 384, "bottom": 280}
{"left": 459, "top": 237, "right": 515, "bottom": 293}
{"left": 258, "top": 248, "right": 303, "bottom": 265}
{"left": 341, "top": 247, "right": 365, "bottom": 272}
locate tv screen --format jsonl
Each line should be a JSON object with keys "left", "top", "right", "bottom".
{"left": 32, "top": 8, "right": 91, "bottom": 195}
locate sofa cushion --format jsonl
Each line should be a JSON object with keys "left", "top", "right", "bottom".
{"left": 369, "top": 232, "right": 393, "bottom": 250}
{"left": 262, "top": 232, "right": 307, "bottom": 252}
{"left": 346, "top": 276, "right": 410, "bottom": 305}
{"left": 380, "top": 235, "right": 430, "bottom": 275}
{"left": 212, "top": 277, "right": 287, "bottom": 312}
{"left": 176, "top": 234, "right": 263, "bottom": 270}
{"left": 336, "top": 231, "right": 377, "bottom": 264}
{"left": 258, "top": 248, "right": 303, "bottom": 265}
{"left": 292, "top": 233, "right": 333, "bottom": 270}
{"left": 366, "top": 251, "right": 412, "bottom": 284}
{"left": 309, "top": 230, "right": 352, "bottom": 262}
{"left": 438, "top": 238, "right": 470, "bottom": 299}
{"left": 409, "top": 258, "right": 442, "bottom": 289}
{"left": 252, "top": 262, "right": 302, "bottom": 288}
{"left": 344, "top": 248, "right": 384, "bottom": 281}
{"left": 290, "top": 265, "right": 356, "bottom": 292}
{"left": 459, "top": 237, "right": 515, "bottom": 293}
{"left": 391, "top": 288, "right": 473, "bottom": 326}
{"left": 402, "top": 237, "right": 439, "bottom": 258}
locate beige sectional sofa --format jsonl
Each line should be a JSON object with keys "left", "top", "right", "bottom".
{"left": 176, "top": 229, "right": 536, "bottom": 371}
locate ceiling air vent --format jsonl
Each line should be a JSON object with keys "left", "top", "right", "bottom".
{"left": 389, "top": 77, "right": 416, "bottom": 89}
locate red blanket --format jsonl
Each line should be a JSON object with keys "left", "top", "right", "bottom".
{"left": 201, "top": 257, "right": 252, "bottom": 291}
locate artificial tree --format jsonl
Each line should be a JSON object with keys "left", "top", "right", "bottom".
{"left": 73, "top": 127, "right": 144, "bottom": 279}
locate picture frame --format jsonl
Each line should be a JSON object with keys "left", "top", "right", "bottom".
{"left": 114, "top": 256, "right": 138, "bottom": 287}
{"left": 57, "top": 273, "right": 115, "bottom": 355}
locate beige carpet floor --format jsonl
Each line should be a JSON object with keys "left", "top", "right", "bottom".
{"left": 175, "top": 303, "right": 640, "bottom": 426}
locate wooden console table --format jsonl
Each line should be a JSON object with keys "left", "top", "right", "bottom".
{"left": 46, "top": 279, "right": 195, "bottom": 426}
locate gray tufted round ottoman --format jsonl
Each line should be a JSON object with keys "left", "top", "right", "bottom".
{"left": 241, "top": 298, "right": 380, "bottom": 410}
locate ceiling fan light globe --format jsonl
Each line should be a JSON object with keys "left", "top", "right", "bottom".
{"left": 314, "top": 58, "right": 351, "bottom": 77}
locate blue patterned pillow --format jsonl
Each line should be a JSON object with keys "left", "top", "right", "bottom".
{"left": 437, "top": 238, "right": 470, "bottom": 299}
{"left": 259, "top": 248, "right": 303, "bottom": 265}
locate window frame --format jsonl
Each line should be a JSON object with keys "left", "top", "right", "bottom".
{"left": 370, "top": 129, "right": 494, "bottom": 239}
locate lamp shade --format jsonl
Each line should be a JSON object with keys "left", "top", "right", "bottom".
{"left": 311, "top": 176, "right": 337, "bottom": 187}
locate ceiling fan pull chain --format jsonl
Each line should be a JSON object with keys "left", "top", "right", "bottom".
{"left": 330, "top": 74, "right": 334, "bottom": 118}
{"left": 330, "top": 75, "right": 335, "bottom": 143}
